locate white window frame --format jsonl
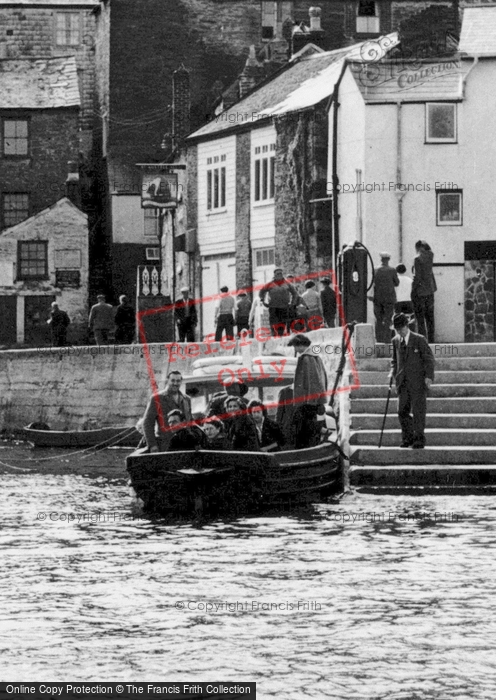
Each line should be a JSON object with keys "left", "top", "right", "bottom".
{"left": 145, "top": 247, "right": 160, "bottom": 261}
{"left": 206, "top": 154, "right": 227, "bottom": 213}
{"left": 55, "top": 11, "right": 81, "bottom": 47}
{"left": 436, "top": 190, "right": 462, "bottom": 226}
{"left": 253, "top": 143, "right": 276, "bottom": 204}
{"left": 254, "top": 247, "right": 275, "bottom": 268}
{"left": 426, "top": 103, "right": 457, "bottom": 143}
{"left": 356, "top": 1, "right": 380, "bottom": 34}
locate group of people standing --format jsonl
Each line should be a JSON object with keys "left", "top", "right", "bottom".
{"left": 372, "top": 240, "right": 437, "bottom": 344}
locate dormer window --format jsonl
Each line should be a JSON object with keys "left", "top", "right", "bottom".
{"left": 357, "top": 1, "right": 380, "bottom": 34}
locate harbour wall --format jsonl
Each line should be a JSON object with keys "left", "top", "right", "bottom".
{"left": 0, "top": 325, "right": 366, "bottom": 430}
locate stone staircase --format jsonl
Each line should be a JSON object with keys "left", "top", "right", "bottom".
{"left": 349, "top": 343, "right": 496, "bottom": 492}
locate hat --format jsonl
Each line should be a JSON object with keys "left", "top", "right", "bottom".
{"left": 97, "top": 294, "right": 105, "bottom": 300}
{"left": 320, "top": 277, "right": 331, "bottom": 284}
{"left": 379, "top": 252, "right": 391, "bottom": 259}
{"left": 392, "top": 313, "right": 409, "bottom": 329}
{"left": 273, "top": 267, "right": 283, "bottom": 273}
{"left": 220, "top": 286, "right": 229, "bottom": 293}
{"left": 287, "top": 334, "right": 312, "bottom": 348}
{"left": 180, "top": 286, "right": 189, "bottom": 292}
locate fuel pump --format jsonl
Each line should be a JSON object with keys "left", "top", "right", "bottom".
{"left": 338, "top": 241, "right": 375, "bottom": 324}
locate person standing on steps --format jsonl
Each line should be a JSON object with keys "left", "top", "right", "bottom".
{"left": 389, "top": 313, "right": 435, "bottom": 450}
{"left": 412, "top": 240, "right": 437, "bottom": 343}
{"left": 373, "top": 252, "right": 399, "bottom": 344}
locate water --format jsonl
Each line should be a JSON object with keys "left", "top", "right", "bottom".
{"left": 2, "top": 465, "right": 496, "bottom": 699}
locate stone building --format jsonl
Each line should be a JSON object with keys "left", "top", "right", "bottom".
{"left": 0, "top": 197, "right": 89, "bottom": 346}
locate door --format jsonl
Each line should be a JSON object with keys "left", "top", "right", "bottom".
{"left": 201, "top": 256, "right": 236, "bottom": 339}
{"left": 433, "top": 265, "right": 464, "bottom": 343}
{"left": 0, "top": 296, "right": 17, "bottom": 345}
{"left": 24, "top": 295, "right": 55, "bottom": 346}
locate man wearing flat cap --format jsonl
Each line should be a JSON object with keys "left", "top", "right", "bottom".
{"left": 288, "top": 334, "right": 328, "bottom": 449}
{"left": 373, "top": 252, "right": 399, "bottom": 343}
{"left": 389, "top": 313, "right": 435, "bottom": 449}
{"left": 174, "top": 286, "right": 197, "bottom": 342}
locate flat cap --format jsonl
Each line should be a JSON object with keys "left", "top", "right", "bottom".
{"left": 379, "top": 251, "right": 391, "bottom": 259}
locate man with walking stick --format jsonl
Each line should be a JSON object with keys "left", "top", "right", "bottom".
{"left": 388, "top": 313, "right": 435, "bottom": 449}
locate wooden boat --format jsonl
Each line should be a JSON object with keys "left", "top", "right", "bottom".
{"left": 23, "top": 424, "right": 141, "bottom": 448}
{"left": 126, "top": 355, "right": 343, "bottom": 519}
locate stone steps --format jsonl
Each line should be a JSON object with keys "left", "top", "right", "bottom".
{"left": 357, "top": 370, "right": 496, "bottom": 385}
{"left": 354, "top": 383, "right": 496, "bottom": 398}
{"left": 351, "top": 397, "right": 496, "bottom": 413}
{"left": 352, "top": 413, "right": 496, "bottom": 430}
{"left": 349, "top": 342, "right": 496, "bottom": 487}
{"left": 350, "top": 428, "right": 496, "bottom": 447}
{"left": 350, "top": 465, "right": 496, "bottom": 488}
{"left": 350, "top": 446, "right": 496, "bottom": 465}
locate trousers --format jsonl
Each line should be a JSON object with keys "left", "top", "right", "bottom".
{"left": 397, "top": 381, "right": 427, "bottom": 446}
{"left": 412, "top": 293, "right": 435, "bottom": 343}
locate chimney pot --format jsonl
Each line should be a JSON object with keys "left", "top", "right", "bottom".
{"left": 309, "top": 6, "right": 322, "bottom": 32}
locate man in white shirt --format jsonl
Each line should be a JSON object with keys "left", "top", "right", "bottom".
{"left": 214, "top": 286, "right": 235, "bottom": 341}
{"left": 394, "top": 264, "right": 414, "bottom": 316}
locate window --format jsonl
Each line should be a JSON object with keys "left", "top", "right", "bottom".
{"left": 55, "top": 12, "right": 81, "bottom": 46}
{"left": 18, "top": 241, "right": 48, "bottom": 280}
{"left": 206, "top": 154, "right": 226, "bottom": 211}
{"left": 426, "top": 103, "right": 457, "bottom": 143}
{"left": 145, "top": 247, "right": 160, "bottom": 261}
{"left": 437, "top": 189, "right": 462, "bottom": 226}
{"left": 2, "top": 119, "right": 29, "bottom": 157}
{"left": 2, "top": 193, "right": 29, "bottom": 228}
{"left": 144, "top": 208, "right": 160, "bottom": 237}
{"left": 254, "top": 144, "right": 275, "bottom": 202}
{"left": 357, "top": 1, "right": 380, "bottom": 34}
{"left": 255, "top": 248, "right": 275, "bottom": 267}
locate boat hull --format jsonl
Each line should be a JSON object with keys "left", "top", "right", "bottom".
{"left": 126, "top": 443, "right": 343, "bottom": 519}
{"left": 23, "top": 426, "right": 141, "bottom": 448}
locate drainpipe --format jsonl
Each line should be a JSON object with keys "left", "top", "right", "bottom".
{"left": 396, "top": 101, "right": 405, "bottom": 263}
{"left": 327, "top": 65, "right": 347, "bottom": 270}
{"left": 462, "top": 55, "right": 478, "bottom": 96}
{"left": 356, "top": 168, "right": 363, "bottom": 243}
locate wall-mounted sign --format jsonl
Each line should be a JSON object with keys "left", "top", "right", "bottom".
{"left": 141, "top": 170, "right": 178, "bottom": 210}
{"left": 55, "top": 249, "right": 82, "bottom": 268}
{"left": 55, "top": 270, "right": 81, "bottom": 288}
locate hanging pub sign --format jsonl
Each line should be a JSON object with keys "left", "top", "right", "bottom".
{"left": 141, "top": 168, "right": 178, "bottom": 209}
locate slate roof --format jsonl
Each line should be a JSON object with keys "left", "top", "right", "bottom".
{"left": 0, "top": 56, "right": 80, "bottom": 109}
{"left": 350, "top": 58, "right": 466, "bottom": 103}
{"left": 0, "top": 0, "right": 97, "bottom": 5}
{"left": 188, "top": 33, "right": 399, "bottom": 141}
{"left": 459, "top": 7, "right": 496, "bottom": 56}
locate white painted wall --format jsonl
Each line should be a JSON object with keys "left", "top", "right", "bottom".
{"left": 197, "top": 135, "right": 236, "bottom": 256}
{"left": 250, "top": 125, "right": 276, "bottom": 248}
{"left": 201, "top": 255, "right": 237, "bottom": 339}
{"left": 111, "top": 195, "right": 144, "bottom": 243}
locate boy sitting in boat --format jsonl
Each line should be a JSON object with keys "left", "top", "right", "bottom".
{"left": 167, "top": 410, "right": 208, "bottom": 451}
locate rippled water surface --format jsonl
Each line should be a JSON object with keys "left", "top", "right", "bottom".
{"left": 2, "top": 467, "right": 496, "bottom": 699}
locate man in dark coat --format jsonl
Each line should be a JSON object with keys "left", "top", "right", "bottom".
{"left": 373, "top": 252, "right": 399, "bottom": 343}
{"left": 174, "top": 286, "right": 197, "bottom": 342}
{"left": 114, "top": 295, "right": 135, "bottom": 344}
{"left": 320, "top": 277, "right": 337, "bottom": 328}
{"left": 288, "top": 334, "right": 328, "bottom": 449}
{"left": 390, "top": 313, "right": 435, "bottom": 449}
{"left": 48, "top": 302, "right": 70, "bottom": 347}
{"left": 412, "top": 240, "right": 437, "bottom": 343}
{"left": 142, "top": 370, "right": 192, "bottom": 452}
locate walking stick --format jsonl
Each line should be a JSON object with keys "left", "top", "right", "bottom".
{"left": 378, "top": 375, "right": 393, "bottom": 448}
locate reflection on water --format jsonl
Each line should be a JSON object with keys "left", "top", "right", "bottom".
{"left": 1, "top": 471, "right": 496, "bottom": 698}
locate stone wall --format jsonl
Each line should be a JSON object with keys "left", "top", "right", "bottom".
{"left": 0, "top": 109, "right": 80, "bottom": 226}
{"left": 0, "top": 6, "right": 97, "bottom": 145}
{"left": 465, "top": 260, "right": 495, "bottom": 343}
{"left": 0, "top": 326, "right": 350, "bottom": 430}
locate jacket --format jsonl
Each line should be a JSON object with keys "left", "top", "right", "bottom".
{"left": 174, "top": 298, "right": 198, "bottom": 325}
{"left": 391, "top": 331, "right": 435, "bottom": 390}
{"left": 412, "top": 249, "right": 437, "bottom": 298}
{"left": 142, "top": 390, "right": 192, "bottom": 450}
{"left": 89, "top": 303, "right": 114, "bottom": 330}
{"left": 373, "top": 265, "right": 399, "bottom": 304}
{"left": 293, "top": 350, "right": 328, "bottom": 406}
{"left": 259, "top": 279, "right": 298, "bottom": 309}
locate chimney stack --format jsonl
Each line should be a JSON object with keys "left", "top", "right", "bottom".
{"left": 172, "top": 64, "right": 191, "bottom": 149}
{"left": 65, "top": 161, "right": 81, "bottom": 208}
{"left": 292, "top": 6, "right": 326, "bottom": 55}
{"left": 309, "top": 7, "right": 322, "bottom": 32}
{"left": 239, "top": 46, "right": 265, "bottom": 98}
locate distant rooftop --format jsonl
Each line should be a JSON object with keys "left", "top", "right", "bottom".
{"left": 0, "top": 56, "right": 80, "bottom": 109}
{"left": 188, "top": 33, "right": 399, "bottom": 141}
{"left": 0, "top": 0, "right": 98, "bottom": 5}
{"left": 459, "top": 6, "right": 496, "bottom": 56}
